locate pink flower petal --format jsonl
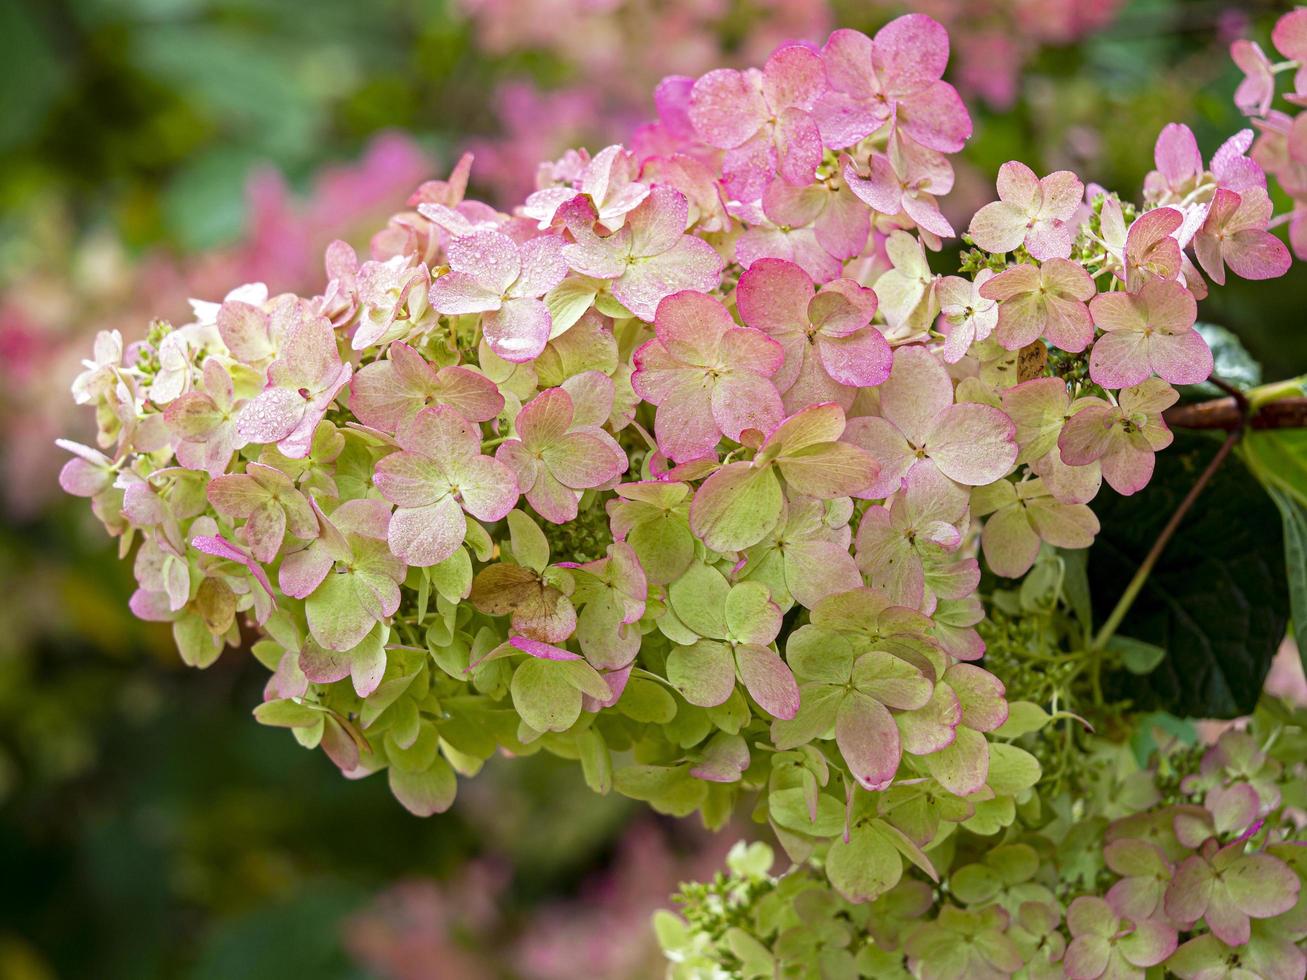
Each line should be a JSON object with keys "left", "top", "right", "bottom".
{"left": 873, "top": 13, "right": 949, "bottom": 94}
{"left": 821, "top": 29, "right": 875, "bottom": 101}
{"left": 836, "top": 690, "right": 901, "bottom": 791}
{"left": 734, "top": 643, "right": 800, "bottom": 720}
{"left": 628, "top": 185, "right": 689, "bottom": 258}
{"left": 544, "top": 429, "right": 627, "bottom": 489}
{"left": 763, "top": 43, "right": 825, "bottom": 111}
{"left": 815, "top": 328, "right": 892, "bottom": 388}
{"left": 689, "top": 68, "right": 767, "bottom": 149}
{"left": 1058, "top": 403, "right": 1117, "bottom": 466}
{"left": 512, "top": 235, "right": 567, "bottom": 298}
{"left": 1154, "top": 123, "right": 1203, "bottom": 186}
{"left": 652, "top": 377, "right": 719, "bottom": 463}
{"left": 236, "top": 386, "right": 304, "bottom": 445}
{"left": 398, "top": 404, "right": 480, "bottom": 462}
{"left": 924, "top": 404, "right": 1017, "bottom": 486}
{"left": 450, "top": 454, "right": 519, "bottom": 523}
{"left": 712, "top": 371, "right": 785, "bottom": 442}
{"left": 842, "top": 415, "right": 914, "bottom": 499}
{"left": 428, "top": 271, "right": 503, "bottom": 315}
{"left": 483, "top": 297, "right": 552, "bottom": 362}
{"left": 374, "top": 451, "right": 445, "bottom": 508}
{"left": 967, "top": 200, "right": 1029, "bottom": 254}
{"left": 736, "top": 258, "right": 814, "bottom": 340}
{"left": 942, "top": 663, "right": 1008, "bottom": 732}
{"left": 614, "top": 235, "right": 724, "bottom": 322}
{"left": 447, "top": 230, "right": 521, "bottom": 293}
{"left": 1148, "top": 329, "right": 1213, "bottom": 387}
{"left": 517, "top": 387, "right": 575, "bottom": 449}
{"left": 1089, "top": 331, "right": 1152, "bottom": 389}
{"left": 388, "top": 495, "right": 467, "bottom": 566}
{"left": 896, "top": 81, "right": 971, "bottom": 154}
{"left": 878, "top": 345, "right": 954, "bottom": 446}
{"left": 653, "top": 289, "right": 732, "bottom": 364}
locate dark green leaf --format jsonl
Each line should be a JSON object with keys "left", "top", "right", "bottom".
{"left": 1264, "top": 485, "right": 1307, "bottom": 682}
{"left": 1090, "top": 433, "right": 1288, "bottom": 717}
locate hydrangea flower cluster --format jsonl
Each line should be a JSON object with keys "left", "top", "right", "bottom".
{"left": 659, "top": 698, "right": 1307, "bottom": 980}
{"left": 61, "top": 10, "right": 1295, "bottom": 922}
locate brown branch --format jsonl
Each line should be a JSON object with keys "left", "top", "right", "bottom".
{"left": 1164, "top": 396, "right": 1307, "bottom": 432}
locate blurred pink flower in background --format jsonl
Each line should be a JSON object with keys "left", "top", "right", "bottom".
{"left": 343, "top": 820, "right": 743, "bottom": 980}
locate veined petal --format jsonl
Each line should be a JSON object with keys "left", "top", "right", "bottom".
{"left": 388, "top": 496, "right": 467, "bottom": 567}
{"left": 878, "top": 345, "right": 954, "bottom": 446}
{"left": 925, "top": 403, "right": 1018, "bottom": 486}
{"left": 544, "top": 429, "right": 627, "bottom": 489}
{"left": 398, "top": 404, "right": 481, "bottom": 462}
{"left": 837, "top": 691, "right": 901, "bottom": 791}
{"left": 736, "top": 258, "right": 815, "bottom": 338}
{"left": 1089, "top": 331, "right": 1152, "bottom": 390}
{"left": 734, "top": 643, "right": 800, "bottom": 720}
{"left": 517, "top": 387, "right": 575, "bottom": 450}
{"left": 447, "top": 230, "right": 521, "bottom": 294}
{"left": 842, "top": 415, "right": 915, "bottom": 499}
{"left": 981, "top": 504, "right": 1040, "bottom": 578}
{"left": 816, "top": 328, "right": 892, "bottom": 388}
{"left": 450, "top": 454, "right": 518, "bottom": 523}
{"left": 483, "top": 297, "right": 552, "bottom": 363}
{"left": 711, "top": 372, "right": 784, "bottom": 442}
{"left": 615, "top": 236, "right": 724, "bottom": 322}
{"left": 373, "top": 451, "right": 447, "bottom": 508}
{"left": 689, "top": 68, "right": 768, "bottom": 149}
{"left": 652, "top": 377, "right": 720, "bottom": 463}
{"left": 428, "top": 270, "right": 504, "bottom": 315}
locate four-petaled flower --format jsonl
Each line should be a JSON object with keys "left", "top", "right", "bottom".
{"left": 972, "top": 476, "right": 1100, "bottom": 579}
{"left": 523, "top": 144, "right": 649, "bottom": 231}
{"left": 373, "top": 405, "right": 519, "bottom": 566}
{"left": 817, "top": 16, "right": 971, "bottom": 153}
{"left": 689, "top": 43, "right": 826, "bottom": 200}
{"left": 1058, "top": 379, "right": 1178, "bottom": 496}
{"left": 165, "top": 357, "right": 249, "bottom": 476}
{"left": 969, "top": 162, "right": 1085, "bottom": 261}
{"left": 236, "top": 312, "right": 352, "bottom": 459}
{"left": 1063, "top": 896, "right": 1177, "bottom": 980}
{"left": 561, "top": 185, "right": 724, "bottom": 321}
{"left": 844, "top": 345, "right": 1018, "bottom": 498}
{"left": 207, "top": 461, "right": 317, "bottom": 563}
{"left": 980, "top": 259, "right": 1096, "bottom": 352}
{"left": 632, "top": 290, "right": 784, "bottom": 463}
{"left": 351, "top": 255, "right": 432, "bottom": 350}
{"left": 1088, "top": 279, "right": 1212, "bottom": 389}
{"left": 736, "top": 257, "right": 889, "bottom": 412}
{"left": 845, "top": 135, "right": 956, "bottom": 239}
{"left": 855, "top": 462, "right": 978, "bottom": 612}
{"left": 349, "top": 340, "right": 504, "bottom": 434}
{"left": 497, "top": 380, "right": 627, "bottom": 524}
{"left": 429, "top": 229, "right": 568, "bottom": 362}
{"left": 1165, "top": 842, "right": 1300, "bottom": 947}
{"left": 664, "top": 562, "right": 800, "bottom": 720}
{"left": 279, "top": 499, "right": 405, "bottom": 658}
{"left": 936, "top": 270, "right": 998, "bottom": 363}
{"left": 1193, "top": 187, "right": 1293, "bottom": 285}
